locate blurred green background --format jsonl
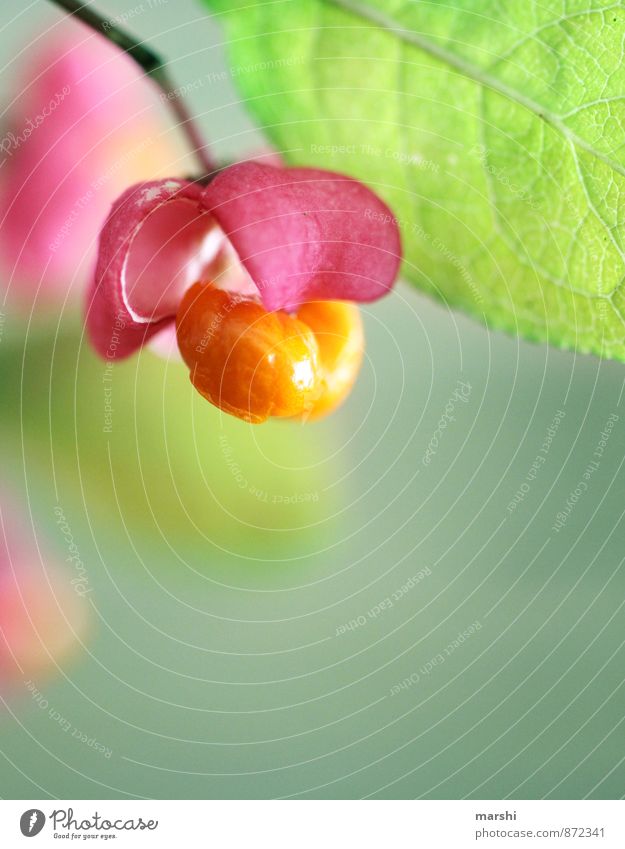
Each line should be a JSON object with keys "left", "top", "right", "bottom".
{"left": 0, "top": 0, "right": 624, "bottom": 800}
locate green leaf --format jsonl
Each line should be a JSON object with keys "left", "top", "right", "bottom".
{"left": 205, "top": 0, "right": 625, "bottom": 359}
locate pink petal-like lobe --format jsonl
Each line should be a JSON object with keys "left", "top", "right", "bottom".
{"left": 86, "top": 178, "right": 220, "bottom": 358}
{"left": 203, "top": 162, "right": 402, "bottom": 311}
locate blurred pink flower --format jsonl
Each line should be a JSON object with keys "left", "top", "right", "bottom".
{"left": 0, "top": 20, "right": 186, "bottom": 311}
{"left": 0, "top": 494, "right": 90, "bottom": 683}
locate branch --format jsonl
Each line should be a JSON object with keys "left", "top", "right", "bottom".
{"left": 47, "top": 0, "right": 214, "bottom": 174}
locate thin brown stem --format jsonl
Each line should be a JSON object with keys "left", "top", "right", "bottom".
{"left": 47, "top": 0, "right": 214, "bottom": 174}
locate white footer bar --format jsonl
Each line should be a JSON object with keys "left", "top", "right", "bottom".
{"left": 0, "top": 799, "right": 623, "bottom": 848}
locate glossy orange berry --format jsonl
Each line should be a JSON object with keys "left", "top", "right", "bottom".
{"left": 176, "top": 283, "right": 320, "bottom": 423}
{"left": 176, "top": 283, "right": 364, "bottom": 424}
{"left": 293, "top": 300, "right": 364, "bottom": 420}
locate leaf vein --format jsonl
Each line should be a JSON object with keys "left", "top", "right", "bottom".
{"left": 324, "top": 0, "right": 625, "bottom": 179}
